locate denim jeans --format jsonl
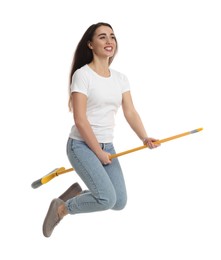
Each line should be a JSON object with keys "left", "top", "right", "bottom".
{"left": 66, "top": 138, "right": 127, "bottom": 214}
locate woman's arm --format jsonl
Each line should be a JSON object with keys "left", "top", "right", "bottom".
{"left": 122, "top": 91, "right": 160, "bottom": 148}
{"left": 71, "top": 92, "right": 111, "bottom": 164}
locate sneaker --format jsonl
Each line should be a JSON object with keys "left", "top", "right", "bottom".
{"left": 42, "top": 198, "right": 67, "bottom": 237}
{"left": 59, "top": 182, "right": 82, "bottom": 202}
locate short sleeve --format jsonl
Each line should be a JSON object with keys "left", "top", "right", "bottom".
{"left": 120, "top": 73, "right": 130, "bottom": 93}
{"left": 70, "top": 68, "right": 89, "bottom": 96}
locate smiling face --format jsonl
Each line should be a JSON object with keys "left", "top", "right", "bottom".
{"left": 88, "top": 25, "right": 117, "bottom": 60}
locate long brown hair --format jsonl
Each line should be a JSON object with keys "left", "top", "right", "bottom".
{"left": 68, "top": 22, "right": 118, "bottom": 111}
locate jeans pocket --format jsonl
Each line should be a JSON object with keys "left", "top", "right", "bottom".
{"left": 71, "top": 139, "right": 88, "bottom": 153}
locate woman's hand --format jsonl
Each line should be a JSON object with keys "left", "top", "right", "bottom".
{"left": 143, "top": 137, "right": 160, "bottom": 149}
{"left": 96, "top": 150, "right": 112, "bottom": 165}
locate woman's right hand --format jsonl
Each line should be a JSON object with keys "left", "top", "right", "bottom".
{"left": 96, "top": 150, "right": 112, "bottom": 165}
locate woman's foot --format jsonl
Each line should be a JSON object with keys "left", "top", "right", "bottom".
{"left": 43, "top": 198, "right": 68, "bottom": 237}
{"left": 59, "top": 182, "right": 82, "bottom": 202}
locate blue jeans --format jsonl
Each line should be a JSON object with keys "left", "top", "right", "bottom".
{"left": 66, "top": 138, "right": 127, "bottom": 214}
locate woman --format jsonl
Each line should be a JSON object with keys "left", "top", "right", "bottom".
{"left": 43, "top": 22, "right": 160, "bottom": 237}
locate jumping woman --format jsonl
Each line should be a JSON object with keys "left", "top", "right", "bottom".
{"left": 43, "top": 22, "right": 160, "bottom": 237}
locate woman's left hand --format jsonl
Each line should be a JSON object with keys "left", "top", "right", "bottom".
{"left": 143, "top": 137, "right": 160, "bottom": 149}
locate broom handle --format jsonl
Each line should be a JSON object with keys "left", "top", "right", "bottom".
{"left": 31, "top": 128, "right": 203, "bottom": 188}
{"left": 65, "top": 128, "right": 203, "bottom": 171}
{"left": 111, "top": 128, "right": 203, "bottom": 158}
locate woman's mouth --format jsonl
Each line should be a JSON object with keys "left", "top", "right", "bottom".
{"left": 104, "top": 46, "right": 113, "bottom": 52}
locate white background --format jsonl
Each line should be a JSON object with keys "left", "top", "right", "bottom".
{"left": 0, "top": 0, "right": 220, "bottom": 259}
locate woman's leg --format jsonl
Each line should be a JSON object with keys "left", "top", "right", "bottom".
{"left": 66, "top": 139, "right": 117, "bottom": 214}
{"left": 102, "top": 143, "right": 127, "bottom": 210}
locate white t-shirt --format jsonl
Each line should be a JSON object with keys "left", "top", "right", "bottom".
{"left": 69, "top": 64, "right": 130, "bottom": 143}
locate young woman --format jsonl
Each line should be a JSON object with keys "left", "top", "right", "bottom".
{"left": 43, "top": 22, "right": 160, "bottom": 237}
